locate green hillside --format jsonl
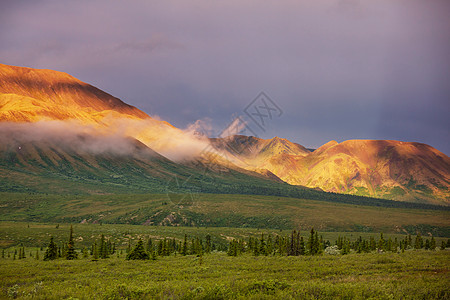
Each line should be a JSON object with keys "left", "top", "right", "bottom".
{"left": 1, "top": 193, "right": 449, "bottom": 237}
{"left": 0, "top": 134, "right": 446, "bottom": 212}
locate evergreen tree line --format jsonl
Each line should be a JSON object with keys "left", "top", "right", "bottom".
{"left": 3, "top": 227, "right": 449, "bottom": 261}
{"left": 227, "top": 229, "right": 449, "bottom": 257}
{"left": 228, "top": 228, "right": 326, "bottom": 256}
{"left": 336, "top": 232, "right": 442, "bottom": 254}
{"left": 126, "top": 234, "right": 217, "bottom": 260}
{"left": 39, "top": 227, "right": 219, "bottom": 261}
{"left": 1, "top": 246, "right": 41, "bottom": 260}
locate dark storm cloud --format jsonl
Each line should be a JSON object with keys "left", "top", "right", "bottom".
{"left": 1, "top": 0, "right": 449, "bottom": 154}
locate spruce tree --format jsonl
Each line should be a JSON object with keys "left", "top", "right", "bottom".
{"left": 299, "top": 237, "right": 305, "bottom": 255}
{"left": 295, "top": 232, "right": 300, "bottom": 256}
{"left": 308, "top": 228, "right": 315, "bottom": 255}
{"left": 106, "top": 240, "right": 112, "bottom": 255}
{"left": 425, "top": 239, "right": 430, "bottom": 250}
{"left": 414, "top": 233, "right": 423, "bottom": 249}
{"left": 164, "top": 238, "right": 170, "bottom": 256}
{"left": 378, "top": 233, "right": 385, "bottom": 251}
{"left": 44, "top": 236, "right": 58, "bottom": 261}
{"left": 319, "top": 235, "right": 324, "bottom": 253}
{"left": 356, "top": 236, "right": 363, "bottom": 253}
{"left": 151, "top": 247, "right": 157, "bottom": 260}
{"left": 157, "top": 240, "right": 163, "bottom": 256}
{"left": 441, "top": 241, "right": 446, "bottom": 250}
{"left": 171, "top": 238, "right": 177, "bottom": 255}
{"left": 430, "top": 237, "right": 436, "bottom": 250}
{"left": 314, "top": 232, "right": 321, "bottom": 254}
{"left": 82, "top": 247, "right": 89, "bottom": 258}
{"left": 259, "top": 234, "right": 266, "bottom": 256}
{"left": 126, "top": 240, "right": 149, "bottom": 260}
{"left": 92, "top": 242, "right": 99, "bottom": 261}
{"left": 99, "top": 234, "right": 109, "bottom": 259}
{"left": 205, "top": 234, "right": 211, "bottom": 254}
{"left": 369, "top": 236, "right": 376, "bottom": 251}
{"left": 61, "top": 243, "right": 67, "bottom": 258}
{"left": 266, "top": 235, "right": 273, "bottom": 256}
{"left": 387, "top": 238, "right": 393, "bottom": 252}
{"left": 147, "top": 238, "right": 153, "bottom": 253}
{"left": 182, "top": 234, "right": 188, "bottom": 256}
{"left": 66, "top": 225, "right": 78, "bottom": 260}
{"left": 289, "top": 231, "right": 295, "bottom": 256}
{"left": 165, "top": 238, "right": 171, "bottom": 256}
{"left": 227, "top": 240, "right": 238, "bottom": 256}
{"left": 189, "top": 238, "right": 195, "bottom": 255}
{"left": 341, "top": 240, "right": 349, "bottom": 255}
{"left": 227, "top": 240, "right": 233, "bottom": 256}
{"left": 253, "top": 238, "right": 260, "bottom": 256}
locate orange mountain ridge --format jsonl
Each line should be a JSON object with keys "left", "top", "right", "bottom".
{"left": 0, "top": 63, "right": 149, "bottom": 123}
{"left": 1, "top": 63, "right": 449, "bottom": 204}
{"left": 0, "top": 63, "right": 209, "bottom": 160}
{"left": 213, "top": 136, "right": 450, "bottom": 205}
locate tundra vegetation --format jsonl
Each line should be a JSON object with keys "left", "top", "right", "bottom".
{"left": 1, "top": 222, "right": 449, "bottom": 299}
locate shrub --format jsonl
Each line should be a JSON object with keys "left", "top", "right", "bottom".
{"left": 247, "top": 279, "right": 290, "bottom": 295}
{"left": 324, "top": 245, "right": 341, "bottom": 255}
{"left": 7, "top": 285, "right": 19, "bottom": 299}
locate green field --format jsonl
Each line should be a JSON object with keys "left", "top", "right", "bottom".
{"left": 1, "top": 246, "right": 449, "bottom": 299}
{"left": 1, "top": 192, "right": 449, "bottom": 237}
{"left": 0, "top": 222, "right": 449, "bottom": 299}
{"left": 1, "top": 192, "right": 450, "bottom": 299}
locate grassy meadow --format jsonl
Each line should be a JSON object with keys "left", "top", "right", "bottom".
{"left": 1, "top": 192, "right": 449, "bottom": 236}
{"left": 1, "top": 221, "right": 449, "bottom": 299}
{"left": 1, "top": 249, "right": 449, "bottom": 299}
{"left": 1, "top": 192, "right": 450, "bottom": 299}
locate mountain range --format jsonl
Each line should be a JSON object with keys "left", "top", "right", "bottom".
{"left": 212, "top": 136, "right": 450, "bottom": 205}
{"left": 0, "top": 63, "right": 449, "bottom": 205}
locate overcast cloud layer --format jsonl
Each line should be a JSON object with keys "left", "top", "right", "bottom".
{"left": 1, "top": 0, "right": 449, "bottom": 154}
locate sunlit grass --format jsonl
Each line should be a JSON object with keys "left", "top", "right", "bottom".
{"left": 1, "top": 250, "right": 449, "bottom": 299}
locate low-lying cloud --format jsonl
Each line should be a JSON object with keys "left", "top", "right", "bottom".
{"left": 0, "top": 121, "right": 140, "bottom": 156}
{"left": 0, "top": 117, "right": 215, "bottom": 162}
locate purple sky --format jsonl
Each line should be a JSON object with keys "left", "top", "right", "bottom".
{"left": 1, "top": 0, "right": 449, "bottom": 154}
